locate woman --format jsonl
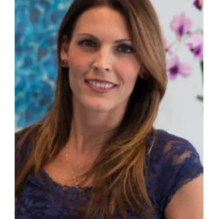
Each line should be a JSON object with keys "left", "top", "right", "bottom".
{"left": 15, "top": 0, "right": 203, "bottom": 218}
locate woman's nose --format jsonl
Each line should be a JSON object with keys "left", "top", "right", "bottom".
{"left": 92, "top": 46, "right": 112, "bottom": 73}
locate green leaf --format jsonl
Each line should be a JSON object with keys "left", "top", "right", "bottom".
{"left": 200, "top": 61, "right": 204, "bottom": 84}
{"left": 200, "top": 61, "right": 204, "bottom": 73}
{"left": 197, "top": 95, "right": 203, "bottom": 101}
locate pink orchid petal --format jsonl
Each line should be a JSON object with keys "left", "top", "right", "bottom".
{"left": 166, "top": 56, "right": 179, "bottom": 69}
{"left": 163, "top": 38, "right": 169, "bottom": 52}
{"left": 170, "top": 16, "right": 181, "bottom": 30}
{"left": 167, "top": 56, "right": 180, "bottom": 80}
{"left": 168, "top": 72, "right": 178, "bottom": 80}
{"left": 183, "top": 19, "right": 193, "bottom": 33}
{"left": 178, "top": 63, "right": 193, "bottom": 77}
{"left": 170, "top": 12, "right": 193, "bottom": 39}
{"left": 186, "top": 33, "right": 203, "bottom": 61}
{"left": 186, "top": 43, "right": 193, "bottom": 50}
{"left": 191, "top": 33, "right": 203, "bottom": 47}
{"left": 194, "top": 0, "right": 203, "bottom": 10}
{"left": 190, "top": 44, "right": 203, "bottom": 61}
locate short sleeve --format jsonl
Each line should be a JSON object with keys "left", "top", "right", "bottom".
{"left": 146, "top": 131, "right": 203, "bottom": 213}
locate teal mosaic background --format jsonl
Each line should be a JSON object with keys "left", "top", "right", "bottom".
{"left": 15, "top": 0, "right": 72, "bottom": 131}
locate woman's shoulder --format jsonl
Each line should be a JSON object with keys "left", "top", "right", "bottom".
{"left": 15, "top": 124, "right": 41, "bottom": 178}
{"left": 15, "top": 124, "right": 40, "bottom": 140}
{"left": 146, "top": 129, "right": 201, "bottom": 163}
{"left": 15, "top": 124, "right": 41, "bottom": 155}
{"left": 145, "top": 129, "right": 203, "bottom": 212}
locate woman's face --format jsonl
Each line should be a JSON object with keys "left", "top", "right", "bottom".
{"left": 61, "top": 6, "right": 141, "bottom": 113}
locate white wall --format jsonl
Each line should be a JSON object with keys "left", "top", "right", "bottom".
{"left": 151, "top": 0, "right": 203, "bottom": 162}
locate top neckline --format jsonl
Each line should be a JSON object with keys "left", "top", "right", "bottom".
{"left": 32, "top": 170, "right": 93, "bottom": 198}
{"left": 28, "top": 130, "right": 165, "bottom": 197}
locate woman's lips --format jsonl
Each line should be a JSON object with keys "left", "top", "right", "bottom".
{"left": 85, "top": 78, "right": 117, "bottom": 85}
{"left": 85, "top": 79, "right": 117, "bottom": 93}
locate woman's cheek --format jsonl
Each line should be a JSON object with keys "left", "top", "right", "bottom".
{"left": 116, "top": 60, "right": 140, "bottom": 80}
{"left": 68, "top": 46, "right": 92, "bottom": 72}
{"left": 69, "top": 55, "right": 90, "bottom": 73}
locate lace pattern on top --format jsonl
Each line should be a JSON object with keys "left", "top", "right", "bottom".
{"left": 146, "top": 130, "right": 203, "bottom": 212}
{"left": 15, "top": 130, "right": 203, "bottom": 219}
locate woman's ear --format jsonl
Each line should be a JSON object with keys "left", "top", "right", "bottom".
{"left": 60, "top": 35, "right": 70, "bottom": 67}
{"left": 139, "top": 66, "right": 149, "bottom": 80}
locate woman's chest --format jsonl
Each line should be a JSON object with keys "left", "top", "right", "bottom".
{"left": 44, "top": 149, "right": 95, "bottom": 187}
{"left": 16, "top": 178, "right": 163, "bottom": 219}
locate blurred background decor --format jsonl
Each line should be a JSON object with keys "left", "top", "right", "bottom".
{"left": 15, "top": 0, "right": 71, "bottom": 131}
{"left": 164, "top": 0, "right": 203, "bottom": 101}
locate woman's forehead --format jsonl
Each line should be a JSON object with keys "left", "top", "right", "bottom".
{"left": 73, "top": 6, "right": 131, "bottom": 40}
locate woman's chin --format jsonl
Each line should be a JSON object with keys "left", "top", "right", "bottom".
{"left": 84, "top": 102, "right": 113, "bottom": 113}
{"left": 75, "top": 97, "right": 114, "bottom": 113}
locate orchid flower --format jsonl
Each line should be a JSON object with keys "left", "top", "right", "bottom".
{"left": 170, "top": 12, "right": 193, "bottom": 40}
{"left": 186, "top": 33, "right": 203, "bottom": 61}
{"left": 167, "top": 55, "right": 193, "bottom": 80}
{"left": 194, "top": 0, "right": 203, "bottom": 10}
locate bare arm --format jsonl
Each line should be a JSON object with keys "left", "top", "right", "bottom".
{"left": 165, "top": 174, "right": 203, "bottom": 219}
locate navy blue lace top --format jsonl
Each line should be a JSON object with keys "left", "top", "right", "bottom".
{"left": 15, "top": 130, "right": 203, "bottom": 219}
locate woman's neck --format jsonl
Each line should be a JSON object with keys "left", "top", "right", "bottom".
{"left": 68, "top": 100, "right": 126, "bottom": 154}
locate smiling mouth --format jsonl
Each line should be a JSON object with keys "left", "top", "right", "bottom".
{"left": 85, "top": 79, "right": 117, "bottom": 93}
{"left": 85, "top": 79, "right": 117, "bottom": 89}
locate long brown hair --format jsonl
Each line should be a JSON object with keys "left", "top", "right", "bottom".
{"left": 15, "top": 0, "right": 167, "bottom": 218}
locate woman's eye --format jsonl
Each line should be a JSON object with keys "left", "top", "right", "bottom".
{"left": 78, "top": 39, "right": 97, "bottom": 48}
{"left": 117, "top": 44, "right": 135, "bottom": 54}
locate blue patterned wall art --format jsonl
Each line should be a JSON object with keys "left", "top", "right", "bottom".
{"left": 15, "top": 0, "right": 72, "bottom": 131}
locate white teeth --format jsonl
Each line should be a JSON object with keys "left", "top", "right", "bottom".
{"left": 87, "top": 80, "right": 114, "bottom": 89}
{"left": 96, "top": 82, "right": 100, "bottom": 87}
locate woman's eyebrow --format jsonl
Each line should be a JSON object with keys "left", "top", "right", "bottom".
{"left": 77, "top": 33, "right": 132, "bottom": 43}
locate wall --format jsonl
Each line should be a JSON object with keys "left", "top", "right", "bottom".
{"left": 15, "top": 0, "right": 71, "bottom": 129}
{"left": 152, "top": 0, "right": 203, "bottom": 162}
